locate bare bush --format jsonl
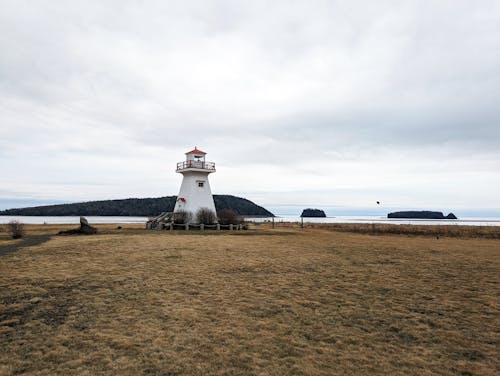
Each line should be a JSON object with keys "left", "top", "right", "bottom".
{"left": 7, "top": 220, "right": 25, "bottom": 239}
{"left": 196, "top": 208, "right": 217, "bottom": 224}
{"left": 173, "top": 210, "right": 192, "bottom": 224}
{"left": 217, "top": 209, "right": 242, "bottom": 225}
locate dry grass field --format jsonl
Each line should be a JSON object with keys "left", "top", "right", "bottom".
{"left": 0, "top": 224, "right": 499, "bottom": 375}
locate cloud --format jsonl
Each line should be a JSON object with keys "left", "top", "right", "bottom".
{"left": 1, "top": 1, "right": 499, "bottom": 213}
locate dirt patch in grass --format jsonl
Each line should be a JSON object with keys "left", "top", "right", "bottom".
{"left": 0, "top": 225, "right": 499, "bottom": 375}
{"left": 0, "top": 235, "right": 52, "bottom": 256}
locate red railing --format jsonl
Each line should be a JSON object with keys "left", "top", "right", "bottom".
{"left": 176, "top": 161, "right": 216, "bottom": 171}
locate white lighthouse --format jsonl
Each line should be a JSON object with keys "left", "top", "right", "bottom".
{"left": 173, "top": 147, "right": 217, "bottom": 222}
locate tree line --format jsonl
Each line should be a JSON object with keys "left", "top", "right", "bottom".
{"left": 0, "top": 195, "right": 274, "bottom": 217}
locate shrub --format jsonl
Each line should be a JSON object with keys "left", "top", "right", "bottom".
{"left": 173, "top": 210, "right": 192, "bottom": 224}
{"left": 217, "top": 209, "right": 242, "bottom": 225}
{"left": 7, "top": 220, "right": 25, "bottom": 239}
{"left": 196, "top": 208, "right": 217, "bottom": 224}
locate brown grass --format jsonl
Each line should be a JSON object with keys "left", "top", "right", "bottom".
{"left": 264, "top": 221, "right": 500, "bottom": 239}
{"left": 0, "top": 224, "right": 499, "bottom": 375}
{"left": 306, "top": 223, "right": 500, "bottom": 239}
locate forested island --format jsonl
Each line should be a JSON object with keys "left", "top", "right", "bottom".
{"left": 300, "top": 208, "right": 327, "bottom": 217}
{"left": 0, "top": 195, "right": 274, "bottom": 217}
{"left": 388, "top": 211, "right": 457, "bottom": 219}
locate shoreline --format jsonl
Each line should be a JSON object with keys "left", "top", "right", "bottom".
{"left": 2, "top": 214, "right": 500, "bottom": 227}
{"left": 1, "top": 222, "right": 499, "bottom": 240}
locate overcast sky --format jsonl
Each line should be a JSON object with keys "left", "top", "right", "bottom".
{"left": 1, "top": 0, "right": 499, "bottom": 215}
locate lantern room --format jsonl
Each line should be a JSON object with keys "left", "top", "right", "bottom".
{"left": 176, "top": 147, "right": 215, "bottom": 173}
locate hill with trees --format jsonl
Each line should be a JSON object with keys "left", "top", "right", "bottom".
{"left": 387, "top": 211, "right": 457, "bottom": 219}
{"left": 300, "top": 208, "right": 327, "bottom": 217}
{"left": 0, "top": 195, "right": 274, "bottom": 217}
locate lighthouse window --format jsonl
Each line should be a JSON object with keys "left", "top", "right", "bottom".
{"left": 197, "top": 181, "right": 204, "bottom": 187}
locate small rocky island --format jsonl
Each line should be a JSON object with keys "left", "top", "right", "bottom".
{"left": 388, "top": 211, "right": 457, "bottom": 219}
{"left": 300, "top": 208, "right": 327, "bottom": 217}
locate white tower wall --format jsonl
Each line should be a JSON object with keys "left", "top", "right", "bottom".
{"left": 174, "top": 171, "right": 216, "bottom": 218}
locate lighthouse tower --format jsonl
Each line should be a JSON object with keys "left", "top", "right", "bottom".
{"left": 174, "top": 147, "right": 216, "bottom": 221}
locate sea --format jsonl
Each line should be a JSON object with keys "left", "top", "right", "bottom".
{"left": 1, "top": 215, "right": 500, "bottom": 226}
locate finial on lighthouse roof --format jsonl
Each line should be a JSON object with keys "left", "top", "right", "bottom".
{"left": 185, "top": 147, "right": 206, "bottom": 155}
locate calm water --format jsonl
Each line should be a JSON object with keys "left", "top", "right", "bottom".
{"left": 254, "top": 216, "right": 500, "bottom": 227}
{"left": 0, "top": 216, "right": 149, "bottom": 224}
{"left": 1, "top": 215, "right": 500, "bottom": 226}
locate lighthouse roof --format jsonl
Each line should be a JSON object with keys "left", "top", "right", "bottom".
{"left": 185, "top": 147, "right": 206, "bottom": 155}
